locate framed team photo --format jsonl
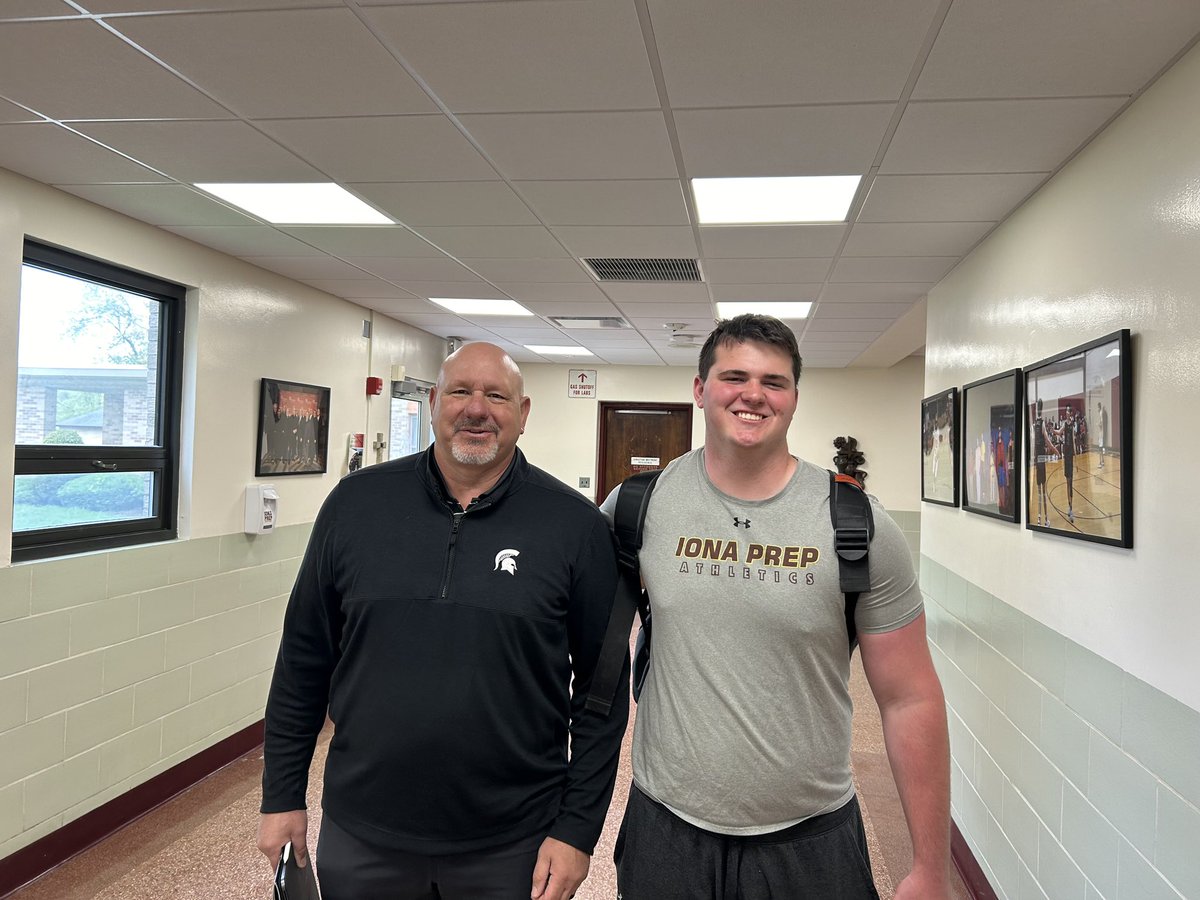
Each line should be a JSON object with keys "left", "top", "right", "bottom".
{"left": 1024, "top": 330, "right": 1132, "bottom": 547}
{"left": 256, "top": 378, "right": 331, "bottom": 476}
{"left": 920, "top": 387, "right": 959, "bottom": 507}
{"left": 961, "top": 370, "right": 1022, "bottom": 523}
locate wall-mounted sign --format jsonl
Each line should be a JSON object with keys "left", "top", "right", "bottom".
{"left": 568, "top": 369, "right": 597, "bottom": 398}
{"left": 631, "top": 456, "right": 660, "bottom": 466}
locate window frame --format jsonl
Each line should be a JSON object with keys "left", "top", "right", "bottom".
{"left": 13, "top": 240, "right": 185, "bottom": 562}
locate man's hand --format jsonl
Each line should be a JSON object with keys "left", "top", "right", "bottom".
{"left": 893, "top": 865, "right": 952, "bottom": 900}
{"left": 530, "top": 836, "right": 589, "bottom": 900}
{"left": 256, "top": 810, "right": 309, "bottom": 872}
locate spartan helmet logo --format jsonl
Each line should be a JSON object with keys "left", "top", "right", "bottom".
{"left": 494, "top": 549, "right": 520, "bottom": 575}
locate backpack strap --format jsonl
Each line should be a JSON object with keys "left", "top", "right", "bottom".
{"left": 829, "top": 471, "right": 874, "bottom": 651}
{"left": 585, "top": 471, "right": 662, "bottom": 716}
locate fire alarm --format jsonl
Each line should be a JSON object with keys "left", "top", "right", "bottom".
{"left": 366, "top": 376, "right": 384, "bottom": 395}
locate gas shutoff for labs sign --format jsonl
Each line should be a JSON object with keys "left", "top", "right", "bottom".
{"left": 568, "top": 369, "right": 597, "bottom": 398}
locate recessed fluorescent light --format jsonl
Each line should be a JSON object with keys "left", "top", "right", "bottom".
{"left": 692, "top": 176, "right": 861, "bottom": 224}
{"left": 525, "top": 345, "right": 594, "bottom": 357}
{"left": 429, "top": 298, "right": 534, "bottom": 316}
{"left": 717, "top": 302, "right": 812, "bottom": 319}
{"left": 194, "top": 183, "right": 392, "bottom": 225}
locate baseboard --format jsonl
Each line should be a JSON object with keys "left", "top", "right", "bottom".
{"left": 0, "top": 720, "right": 265, "bottom": 898}
{"left": 951, "top": 818, "right": 1000, "bottom": 900}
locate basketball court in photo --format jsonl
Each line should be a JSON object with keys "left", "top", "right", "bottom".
{"left": 922, "top": 426, "right": 955, "bottom": 502}
{"left": 1027, "top": 448, "right": 1123, "bottom": 540}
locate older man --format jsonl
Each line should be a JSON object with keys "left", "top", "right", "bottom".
{"left": 258, "top": 342, "right": 626, "bottom": 900}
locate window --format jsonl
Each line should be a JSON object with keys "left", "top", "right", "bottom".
{"left": 389, "top": 377, "right": 432, "bottom": 461}
{"left": 13, "top": 240, "right": 185, "bottom": 561}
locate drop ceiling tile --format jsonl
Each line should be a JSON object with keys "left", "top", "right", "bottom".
{"left": 342, "top": 257, "right": 480, "bottom": 282}
{"left": 819, "top": 283, "right": 934, "bottom": 302}
{"left": 279, "top": 226, "right": 445, "bottom": 258}
{"left": 675, "top": 105, "right": 894, "bottom": 177}
{"left": 459, "top": 314, "right": 545, "bottom": 329}
{"left": 487, "top": 327, "right": 578, "bottom": 341}
{"left": 384, "top": 313, "right": 474, "bottom": 331}
{"left": 709, "top": 284, "right": 822, "bottom": 302}
{"left": 303, "top": 280, "right": 419, "bottom": 300}
{"left": 88, "top": 0, "right": 329, "bottom": 9}
{"left": 798, "top": 331, "right": 885, "bottom": 343}
{"left": 521, "top": 300, "right": 625, "bottom": 317}
{"left": 0, "top": 123, "right": 166, "bottom": 184}
{"left": 858, "top": 174, "right": 1047, "bottom": 222}
{"left": 53, "top": 184, "right": 257, "bottom": 227}
{"left": 73, "top": 121, "right": 323, "bottom": 183}
{"left": 115, "top": 9, "right": 437, "bottom": 118}
{"left": 364, "top": 1, "right": 658, "bottom": 113}
{"left": 460, "top": 258, "right": 594, "bottom": 283}
{"left": 493, "top": 283, "right": 610, "bottom": 302}
{"left": 798, "top": 340, "right": 876, "bottom": 352}
{"left": 704, "top": 258, "right": 835, "bottom": 284}
{"left": 830, "top": 257, "right": 958, "bottom": 283}
{"left": 699, "top": 226, "right": 845, "bottom": 259}
{"left": 257, "top": 116, "right": 497, "bottom": 182}
{"left": 414, "top": 226, "right": 568, "bottom": 259}
{"left": 394, "top": 282, "right": 508, "bottom": 300}
{"left": 515, "top": 180, "right": 689, "bottom": 226}
{"left": 164, "top": 226, "right": 323, "bottom": 257}
{"left": 913, "top": 0, "right": 1200, "bottom": 99}
{"left": 625, "top": 303, "right": 716, "bottom": 320}
{"left": 348, "top": 182, "right": 538, "bottom": 226}
{"left": 805, "top": 317, "right": 899, "bottom": 333}
{"left": 458, "top": 112, "right": 678, "bottom": 180}
{"left": 0, "top": 20, "right": 230, "bottom": 120}
{"left": 0, "top": 97, "right": 40, "bottom": 123}
{"left": 0, "top": 1, "right": 75, "bottom": 17}
{"left": 649, "top": 0, "right": 944, "bottom": 107}
{"left": 550, "top": 226, "right": 698, "bottom": 259}
{"left": 843, "top": 222, "right": 993, "bottom": 257}
{"left": 243, "top": 256, "right": 371, "bottom": 281}
{"left": 880, "top": 98, "right": 1128, "bottom": 174}
{"left": 601, "top": 283, "right": 710, "bottom": 303}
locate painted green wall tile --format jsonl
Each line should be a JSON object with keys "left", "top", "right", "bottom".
{"left": 70, "top": 594, "right": 138, "bottom": 655}
{"left": 0, "top": 674, "right": 28, "bottom": 732}
{"left": 953, "top": 671, "right": 990, "bottom": 741}
{"left": 138, "top": 583, "right": 195, "bottom": 635}
{"left": 1086, "top": 732, "right": 1157, "bottom": 859}
{"left": 107, "top": 544, "right": 170, "bottom": 598}
{"left": 22, "top": 748, "right": 101, "bottom": 829}
{"left": 101, "top": 633, "right": 166, "bottom": 693}
{"left": 1117, "top": 839, "right": 1183, "bottom": 900}
{"left": 959, "top": 779, "right": 990, "bottom": 847}
{"left": 943, "top": 568, "right": 968, "bottom": 618}
{"left": 1063, "top": 641, "right": 1123, "bottom": 744}
{"left": 1002, "top": 781, "right": 1040, "bottom": 871}
{"left": 948, "top": 708, "right": 975, "bottom": 766}
{"left": 65, "top": 688, "right": 134, "bottom": 756}
{"left": 985, "top": 596, "right": 1025, "bottom": 664}
{"left": 164, "top": 618, "right": 217, "bottom": 670}
{"left": 26, "top": 652, "right": 103, "bottom": 720}
{"left": 984, "top": 814, "right": 1020, "bottom": 900}
{"left": 1020, "top": 861, "right": 1050, "bottom": 900}
{"left": 0, "top": 611, "right": 70, "bottom": 679}
{"left": 950, "top": 615, "right": 981, "bottom": 682}
{"left": 30, "top": 554, "right": 106, "bottom": 613}
{"left": 0, "top": 783, "right": 21, "bottom": 845}
{"left": 238, "top": 563, "right": 281, "bottom": 606}
{"left": 1004, "top": 668, "right": 1043, "bottom": 742}
{"left": 167, "top": 537, "right": 220, "bottom": 584}
{"left": 1022, "top": 618, "right": 1066, "bottom": 697}
{"left": 1039, "top": 693, "right": 1091, "bottom": 791}
{"left": 0, "top": 566, "right": 32, "bottom": 623}
{"left": 132, "top": 667, "right": 190, "bottom": 727}
{"left": 192, "top": 571, "right": 241, "bottom": 618}
{"left": 965, "top": 582, "right": 992, "bottom": 636}
{"left": 1121, "top": 673, "right": 1200, "bottom": 809}
{"left": 986, "top": 704, "right": 1024, "bottom": 781}
{"left": 1036, "top": 829, "right": 1086, "bottom": 900}
{"left": 217, "top": 533, "right": 267, "bottom": 573}
{"left": 1061, "top": 784, "right": 1119, "bottom": 899}
{"left": 1155, "top": 787, "right": 1200, "bottom": 900}
{"left": 0, "top": 714, "right": 65, "bottom": 785}
{"left": 976, "top": 642, "right": 1014, "bottom": 711}
{"left": 975, "top": 745, "right": 1005, "bottom": 819}
{"left": 920, "top": 555, "right": 946, "bottom": 603}
{"left": 99, "top": 720, "right": 161, "bottom": 789}
{"left": 1018, "top": 739, "right": 1064, "bottom": 837}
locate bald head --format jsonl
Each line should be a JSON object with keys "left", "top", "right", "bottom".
{"left": 437, "top": 342, "right": 524, "bottom": 396}
{"left": 431, "top": 342, "right": 531, "bottom": 471}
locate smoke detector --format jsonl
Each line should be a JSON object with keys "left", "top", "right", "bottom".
{"left": 664, "top": 322, "right": 708, "bottom": 349}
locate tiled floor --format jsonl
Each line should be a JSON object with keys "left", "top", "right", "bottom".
{"left": 8, "top": 656, "right": 970, "bottom": 899}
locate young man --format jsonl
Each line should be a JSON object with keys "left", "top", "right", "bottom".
{"left": 604, "top": 315, "right": 951, "bottom": 899}
{"left": 258, "top": 343, "right": 627, "bottom": 900}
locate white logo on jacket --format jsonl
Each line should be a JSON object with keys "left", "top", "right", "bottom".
{"left": 494, "top": 548, "right": 520, "bottom": 575}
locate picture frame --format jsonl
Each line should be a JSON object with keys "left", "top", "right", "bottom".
{"left": 921, "top": 387, "right": 959, "bottom": 507}
{"left": 1024, "top": 329, "right": 1132, "bottom": 547}
{"left": 961, "top": 369, "right": 1022, "bottom": 523}
{"left": 255, "top": 378, "right": 331, "bottom": 477}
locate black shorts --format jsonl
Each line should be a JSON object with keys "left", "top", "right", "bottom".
{"left": 615, "top": 786, "right": 879, "bottom": 900}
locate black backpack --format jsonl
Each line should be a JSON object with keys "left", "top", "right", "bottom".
{"left": 585, "top": 469, "right": 874, "bottom": 717}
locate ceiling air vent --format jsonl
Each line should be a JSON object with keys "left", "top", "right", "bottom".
{"left": 582, "top": 258, "right": 702, "bottom": 282}
{"left": 549, "top": 315, "right": 630, "bottom": 330}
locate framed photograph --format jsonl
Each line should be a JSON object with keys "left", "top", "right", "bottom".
{"left": 921, "top": 387, "right": 959, "bottom": 507}
{"left": 961, "top": 369, "right": 1022, "bottom": 522}
{"left": 1024, "top": 329, "right": 1132, "bottom": 547}
{"left": 256, "top": 378, "right": 330, "bottom": 476}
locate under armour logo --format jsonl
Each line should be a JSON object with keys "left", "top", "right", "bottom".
{"left": 733, "top": 517, "right": 751, "bottom": 528}
{"left": 494, "top": 548, "right": 520, "bottom": 575}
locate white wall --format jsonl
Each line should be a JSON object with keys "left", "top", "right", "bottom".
{"left": 520, "top": 355, "right": 924, "bottom": 511}
{"left": 922, "top": 40, "right": 1200, "bottom": 714}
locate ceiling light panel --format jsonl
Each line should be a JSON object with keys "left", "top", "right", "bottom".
{"left": 194, "top": 183, "right": 392, "bottom": 225}
{"left": 429, "top": 298, "right": 534, "bottom": 316}
{"left": 716, "top": 302, "right": 813, "bottom": 319}
{"left": 693, "top": 176, "right": 861, "bottom": 224}
{"left": 525, "top": 345, "right": 595, "bottom": 356}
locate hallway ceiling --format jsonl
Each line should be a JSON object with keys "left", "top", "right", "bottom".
{"left": 2, "top": 1, "right": 1198, "bottom": 367}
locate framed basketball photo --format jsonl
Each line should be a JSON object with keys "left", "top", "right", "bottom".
{"left": 920, "top": 387, "right": 959, "bottom": 507}
{"left": 1024, "top": 330, "right": 1132, "bottom": 547}
{"left": 961, "top": 369, "right": 1022, "bottom": 523}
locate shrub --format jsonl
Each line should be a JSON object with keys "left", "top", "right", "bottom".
{"left": 56, "top": 473, "right": 149, "bottom": 513}
{"left": 44, "top": 429, "right": 84, "bottom": 444}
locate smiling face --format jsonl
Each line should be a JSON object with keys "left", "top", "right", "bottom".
{"left": 694, "top": 339, "right": 798, "bottom": 458}
{"left": 431, "top": 343, "right": 530, "bottom": 470}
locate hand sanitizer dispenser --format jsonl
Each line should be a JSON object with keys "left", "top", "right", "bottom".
{"left": 245, "top": 484, "right": 278, "bottom": 534}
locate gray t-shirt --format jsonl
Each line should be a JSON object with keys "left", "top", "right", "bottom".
{"left": 602, "top": 449, "right": 922, "bottom": 834}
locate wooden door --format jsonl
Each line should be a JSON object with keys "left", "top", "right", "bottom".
{"left": 596, "top": 402, "right": 692, "bottom": 503}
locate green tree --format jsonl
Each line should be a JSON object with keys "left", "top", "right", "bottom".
{"left": 67, "top": 285, "right": 149, "bottom": 365}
